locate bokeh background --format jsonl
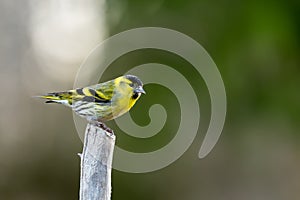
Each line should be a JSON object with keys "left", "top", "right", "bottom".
{"left": 1, "top": 0, "right": 300, "bottom": 199}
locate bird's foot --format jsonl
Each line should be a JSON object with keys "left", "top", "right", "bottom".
{"left": 89, "top": 121, "right": 114, "bottom": 136}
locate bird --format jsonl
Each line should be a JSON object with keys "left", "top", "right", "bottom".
{"left": 36, "top": 75, "right": 145, "bottom": 133}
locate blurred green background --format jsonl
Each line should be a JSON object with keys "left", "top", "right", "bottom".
{"left": 0, "top": 0, "right": 300, "bottom": 199}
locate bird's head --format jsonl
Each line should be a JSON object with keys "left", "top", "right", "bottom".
{"left": 114, "top": 74, "right": 145, "bottom": 105}
{"left": 124, "top": 74, "right": 146, "bottom": 100}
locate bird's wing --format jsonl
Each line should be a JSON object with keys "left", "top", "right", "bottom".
{"left": 72, "top": 80, "right": 115, "bottom": 103}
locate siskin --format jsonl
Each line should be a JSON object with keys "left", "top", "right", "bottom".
{"left": 37, "top": 75, "right": 145, "bottom": 132}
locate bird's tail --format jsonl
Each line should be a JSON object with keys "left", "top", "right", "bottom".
{"left": 35, "top": 91, "right": 74, "bottom": 106}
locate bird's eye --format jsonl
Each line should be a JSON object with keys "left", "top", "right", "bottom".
{"left": 132, "top": 92, "right": 139, "bottom": 99}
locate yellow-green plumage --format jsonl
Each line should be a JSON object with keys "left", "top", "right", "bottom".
{"left": 38, "top": 75, "right": 145, "bottom": 122}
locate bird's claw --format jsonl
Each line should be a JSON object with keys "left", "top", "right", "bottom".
{"left": 89, "top": 121, "right": 114, "bottom": 136}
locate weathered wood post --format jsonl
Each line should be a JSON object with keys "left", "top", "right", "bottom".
{"left": 79, "top": 123, "right": 115, "bottom": 200}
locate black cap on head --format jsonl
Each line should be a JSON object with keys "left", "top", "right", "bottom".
{"left": 125, "top": 75, "right": 143, "bottom": 86}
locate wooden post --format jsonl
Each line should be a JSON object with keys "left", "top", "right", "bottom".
{"left": 79, "top": 123, "right": 115, "bottom": 200}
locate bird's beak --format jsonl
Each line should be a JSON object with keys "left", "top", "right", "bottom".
{"left": 135, "top": 86, "right": 146, "bottom": 94}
